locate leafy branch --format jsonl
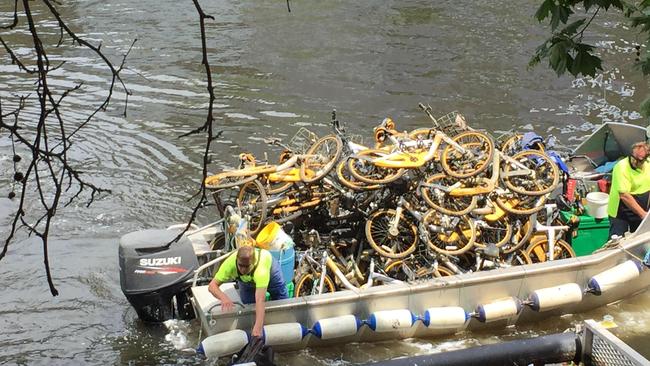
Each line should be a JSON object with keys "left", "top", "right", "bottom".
{"left": 528, "top": 0, "right": 650, "bottom": 78}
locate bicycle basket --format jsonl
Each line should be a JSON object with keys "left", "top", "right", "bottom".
{"left": 289, "top": 127, "right": 319, "bottom": 154}
{"left": 434, "top": 111, "right": 468, "bottom": 137}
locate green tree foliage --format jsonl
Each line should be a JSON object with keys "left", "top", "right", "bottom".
{"left": 531, "top": 0, "right": 650, "bottom": 115}
{"left": 530, "top": 0, "right": 650, "bottom": 76}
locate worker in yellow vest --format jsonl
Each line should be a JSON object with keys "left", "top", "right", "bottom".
{"left": 608, "top": 142, "right": 650, "bottom": 238}
{"left": 208, "top": 245, "right": 288, "bottom": 337}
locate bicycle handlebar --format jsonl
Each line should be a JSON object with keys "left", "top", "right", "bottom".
{"left": 263, "top": 137, "right": 294, "bottom": 152}
{"left": 418, "top": 102, "right": 440, "bottom": 129}
{"left": 263, "top": 137, "right": 281, "bottom": 145}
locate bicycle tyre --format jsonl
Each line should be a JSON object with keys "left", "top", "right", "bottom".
{"left": 525, "top": 239, "right": 575, "bottom": 263}
{"left": 502, "top": 150, "right": 559, "bottom": 196}
{"left": 501, "top": 216, "right": 535, "bottom": 254}
{"left": 205, "top": 173, "right": 258, "bottom": 190}
{"left": 510, "top": 249, "right": 533, "bottom": 265}
{"left": 300, "top": 134, "right": 343, "bottom": 183}
{"left": 423, "top": 209, "right": 476, "bottom": 255}
{"left": 441, "top": 131, "right": 494, "bottom": 179}
{"left": 236, "top": 179, "right": 268, "bottom": 236}
{"left": 434, "top": 263, "right": 456, "bottom": 277}
{"left": 383, "top": 260, "right": 410, "bottom": 282}
{"left": 295, "top": 272, "right": 336, "bottom": 297}
{"left": 365, "top": 209, "right": 418, "bottom": 259}
{"left": 335, "top": 159, "right": 380, "bottom": 191}
{"left": 348, "top": 149, "right": 405, "bottom": 185}
{"left": 408, "top": 128, "right": 433, "bottom": 140}
{"left": 421, "top": 173, "right": 478, "bottom": 216}
{"left": 499, "top": 133, "right": 522, "bottom": 155}
{"left": 495, "top": 194, "right": 548, "bottom": 216}
{"left": 473, "top": 217, "right": 513, "bottom": 249}
{"left": 265, "top": 177, "right": 293, "bottom": 195}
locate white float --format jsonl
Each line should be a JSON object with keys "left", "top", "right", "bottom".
{"left": 475, "top": 297, "right": 521, "bottom": 322}
{"left": 528, "top": 283, "right": 583, "bottom": 311}
{"left": 367, "top": 309, "right": 417, "bottom": 332}
{"left": 197, "top": 329, "right": 248, "bottom": 359}
{"left": 423, "top": 306, "right": 468, "bottom": 329}
{"left": 312, "top": 315, "right": 361, "bottom": 340}
{"left": 588, "top": 260, "right": 643, "bottom": 295}
{"left": 262, "top": 322, "right": 308, "bottom": 346}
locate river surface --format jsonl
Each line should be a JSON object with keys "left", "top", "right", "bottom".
{"left": 1, "top": 0, "right": 650, "bottom": 365}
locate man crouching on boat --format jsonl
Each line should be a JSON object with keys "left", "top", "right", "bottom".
{"left": 608, "top": 142, "right": 650, "bottom": 238}
{"left": 208, "top": 244, "right": 288, "bottom": 337}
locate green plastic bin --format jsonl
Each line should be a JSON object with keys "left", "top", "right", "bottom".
{"left": 560, "top": 211, "right": 610, "bottom": 256}
{"left": 265, "top": 281, "right": 294, "bottom": 301}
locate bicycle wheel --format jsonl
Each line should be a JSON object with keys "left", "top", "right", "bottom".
{"left": 295, "top": 272, "right": 336, "bottom": 297}
{"left": 236, "top": 179, "right": 268, "bottom": 235}
{"left": 365, "top": 209, "right": 418, "bottom": 259}
{"left": 509, "top": 249, "right": 533, "bottom": 266}
{"left": 495, "top": 194, "right": 548, "bottom": 216}
{"left": 434, "top": 263, "right": 456, "bottom": 277}
{"left": 502, "top": 150, "right": 559, "bottom": 196}
{"left": 499, "top": 133, "right": 522, "bottom": 156}
{"left": 335, "top": 159, "right": 380, "bottom": 191}
{"left": 501, "top": 216, "right": 535, "bottom": 254}
{"left": 348, "top": 149, "right": 405, "bottom": 185}
{"left": 423, "top": 210, "right": 476, "bottom": 255}
{"left": 205, "top": 173, "right": 258, "bottom": 190}
{"left": 300, "top": 134, "right": 343, "bottom": 183}
{"left": 525, "top": 239, "right": 576, "bottom": 263}
{"left": 384, "top": 260, "right": 410, "bottom": 282}
{"left": 473, "top": 217, "right": 513, "bottom": 249}
{"left": 421, "top": 173, "right": 477, "bottom": 216}
{"left": 408, "top": 128, "right": 432, "bottom": 140}
{"left": 209, "top": 231, "right": 226, "bottom": 251}
{"left": 441, "top": 131, "right": 494, "bottom": 179}
{"left": 266, "top": 180, "right": 293, "bottom": 195}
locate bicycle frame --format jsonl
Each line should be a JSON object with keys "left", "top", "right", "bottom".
{"left": 534, "top": 204, "right": 570, "bottom": 261}
{"left": 372, "top": 132, "right": 466, "bottom": 169}
{"left": 423, "top": 149, "right": 540, "bottom": 199}
{"left": 390, "top": 197, "right": 426, "bottom": 238}
{"left": 389, "top": 196, "right": 470, "bottom": 249}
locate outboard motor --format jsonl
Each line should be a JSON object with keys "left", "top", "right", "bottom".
{"left": 119, "top": 229, "right": 199, "bottom": 322}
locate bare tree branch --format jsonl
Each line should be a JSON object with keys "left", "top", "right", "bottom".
{"left": 1, "top": 0, "right": 132, "bottom": 296}
{"left": 170, "top": 0, "right": 221, "bottom": 245}
{"left": 1, "top": 0, "right": 19, "bottom": 29}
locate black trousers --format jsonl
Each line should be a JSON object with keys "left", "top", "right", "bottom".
{"left": 609, "top": 191, "right": 650, "bottom": 238}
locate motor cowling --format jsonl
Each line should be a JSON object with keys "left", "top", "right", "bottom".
{"left": 119, "top": 229, "right": 199, "bottom": 322}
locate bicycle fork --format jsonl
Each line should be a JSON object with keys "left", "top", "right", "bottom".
{"left": 389, "top": 197, "right": 424, "bottom": 237}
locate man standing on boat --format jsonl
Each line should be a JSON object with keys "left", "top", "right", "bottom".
{"left": 608, "top": 142, "right": 650, "bottom": 238}
{"left": 208, "top": 244, "right": 288, "bottom": 337}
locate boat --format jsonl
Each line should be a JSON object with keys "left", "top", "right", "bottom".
{"left": 118, "top": 121, "right": 650, "bottom": 359}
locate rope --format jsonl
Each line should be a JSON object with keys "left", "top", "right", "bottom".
{"left": 592, "top": 238, "right": 646, "bottom": 264}
{"left": 615, "top": 243, "right": 646, "bottom": 263}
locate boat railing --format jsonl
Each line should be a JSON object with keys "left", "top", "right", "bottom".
{"left": 192, "top": 250, "right": 230, "bottom": 287}
{"left": 582, "top": 319, "right": 649, "bottom": 365}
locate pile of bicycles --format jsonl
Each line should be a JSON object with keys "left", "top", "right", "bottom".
{"left": 205, "top": 104, "right": 576, "bottom": 296}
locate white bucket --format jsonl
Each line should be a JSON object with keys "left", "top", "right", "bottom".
{"left": 585, "top": 192, "right": 609, "bottom": 219}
